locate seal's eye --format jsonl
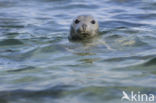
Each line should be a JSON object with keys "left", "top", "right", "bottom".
{"left": 75, "top": 19, "right": 80, "bottom": 24}
{"left": 91, "top": 20, "right": 96, "bottom": 24}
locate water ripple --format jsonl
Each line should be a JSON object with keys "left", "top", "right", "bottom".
{"left": 0, "top": 0, "right": 156, "bottom": 103}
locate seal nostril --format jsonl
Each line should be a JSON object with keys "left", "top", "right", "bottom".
{"left": 75, "top": 19, "right": 80, "bottom": 24}
{"left": 82, "top": 24, "right": 87, "bottom": 31}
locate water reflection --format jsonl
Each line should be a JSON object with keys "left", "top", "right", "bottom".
{"left": 0, "top": 0, "right": 156, "bottom": 103}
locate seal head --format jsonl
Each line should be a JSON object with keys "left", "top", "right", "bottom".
{"left": 69, "top": 15, "right": 99, "bottom": 40}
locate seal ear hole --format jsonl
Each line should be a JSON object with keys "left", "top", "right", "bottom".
{"left": 75, "top": 19, "right": 80, "bottom": 24}
{"left": 91, "top": 20, "right": 96, "bottom": 24}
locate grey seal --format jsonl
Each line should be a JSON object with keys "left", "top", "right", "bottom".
{"left": 69, "top": 15, "right": 99, "bottom": 40}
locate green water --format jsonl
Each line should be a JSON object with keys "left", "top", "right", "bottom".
{"left": 0, "top": 0, "right": 156, "bottom": 103}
